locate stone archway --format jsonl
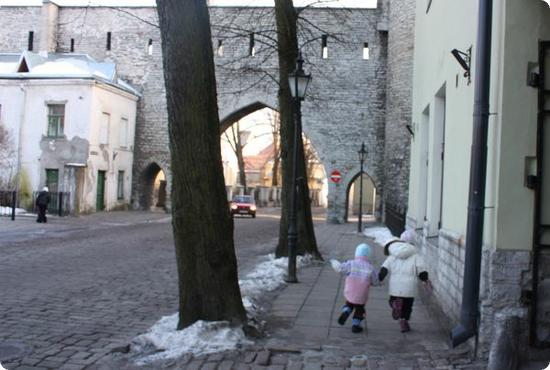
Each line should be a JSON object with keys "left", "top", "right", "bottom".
{"left": 140, "top": 162, "right": 167, "bottom": 211}
{"left": 344, "top": 171, "right": 378, "bottom": 223}
{"left": 220, "top": 101, "right": 328, "bottom": 209}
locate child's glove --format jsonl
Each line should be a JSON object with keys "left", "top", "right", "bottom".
{"left": 330, "top": 259, "right": 342, "bottom": 273}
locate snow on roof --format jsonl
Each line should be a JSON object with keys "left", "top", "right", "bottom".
{"left": 0, "top": 54, "right": 20, "bottom": 73}
{"left": 0, "top": 51, "right": 139, "bottom": 97}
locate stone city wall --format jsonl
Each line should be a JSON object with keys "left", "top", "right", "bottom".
{"left": 0, "top": 3, "right": 413, "bottom": 220}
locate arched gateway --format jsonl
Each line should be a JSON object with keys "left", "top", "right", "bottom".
{"left": 0, "top": 1, "right": 414, "bottom": 222}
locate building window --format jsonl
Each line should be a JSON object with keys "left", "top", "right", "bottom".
{"left": 100, "top": 113, "right": 110, "bottom": 145}
{"left": 70, "top": 38, "right": 75, "bottom": 52}
{"left": 119, "top": 117, "right": 128, "bottom": 148}
{"left": 28, "top": 31, "right": 34, "bottom": 51}
{"left": 45, "top": 169, "right": 59, "bottom": 192}
{"left": 106, "top": 32, "right": 112, "bottom": 51}
{"left": 217, "top": 39, "right": 224, "bottom": 57}
{"left": 321, "top": 35, "right": 328, "bottom": 59}
{"left": 147, "top": 39, "right": 153, "bottom": 55}
{"left": 249, "top": 33, "right": 255, "bottom": 56}
{"left": 426, "top": 86, "right": 446, "bottom": 235}
{"left": 47, "top": 104, "right": 65, "bottom": 138}
{"left": 363, "top": 43, "right": 370, "bottom": 60}
{"left": 117, "top": 170, "right": 124, "bottom": 200}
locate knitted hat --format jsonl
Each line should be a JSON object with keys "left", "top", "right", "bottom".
{"left": 400, "top": 229, "right": 416, "bottom": 244}
{"left": 355, "top": 243, "right": 371, "bottom": 258}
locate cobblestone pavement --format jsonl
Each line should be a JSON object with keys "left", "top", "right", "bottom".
{"left": 93, "top": 219, "right": 489, "bottom": 370}
{"left": 0, "top": 209, "right": 286, "bottom": 370}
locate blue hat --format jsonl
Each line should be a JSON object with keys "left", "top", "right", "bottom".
{"left": 355, "top": 243, "right": 371, "bottom": 258}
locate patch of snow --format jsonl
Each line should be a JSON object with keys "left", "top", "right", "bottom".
{"left": 31, "top": 60, "right": 88, "bottom": 76}
{"left": 0, "top": 362, "right": 6, "bottom": 370}
{"left": 133, "top": 317, "right": 251, "bottom": 365}
{"left": 0, "top": 206, "right": 26, "bottom": 215}
{"left": 133, "top": 253, "right": 314, "bottom": 364}
{"left": 0, "top": 62, "right": 17, "bottom": 73}
{"left": 363, "top": 226, "right": 396, "bottom": 246}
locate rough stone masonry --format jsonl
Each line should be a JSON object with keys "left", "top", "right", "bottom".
{"left": 0, "top": 0, "right": 413, "bottom": 223}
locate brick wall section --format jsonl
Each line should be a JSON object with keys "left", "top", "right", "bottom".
{"left": 383, "top": 0, "right": 414, "bottom": 215}
{"left": 0, "top": 4, "right": 412, "bottom": 219}
{"left": 417, "top": 229, "right": 465, "bottom": 323}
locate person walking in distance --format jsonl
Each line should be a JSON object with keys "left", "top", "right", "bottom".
{"left": 36, "top": 186, "right": 51, "bottom": 223}
{"left": 378, "top": 229, "right": 431, "bottom": 332}
{"left": 330, "top": 243, "right": 378, "bottom": 333}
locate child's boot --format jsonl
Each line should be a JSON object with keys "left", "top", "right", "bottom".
{"left": 338, "top": 306, "right": 352, "bottom": 325}
{"left": 400, "top": 319, "right": 410, "bottom": 333}
{"left": 391, "top": 298, "right": 403, "bottom": 320}
{"left": 351, "top": 318, "right": 363, "bottom": 333}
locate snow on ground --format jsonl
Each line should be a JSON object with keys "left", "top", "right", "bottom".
{"left": 363, "top": 226, "right": 396, "bottom": 246}
{"left": 132, "top": 253, "right": 313, "bottom": 364}
{"left": 0, "top": 206, "right": 26, "bottom": 215}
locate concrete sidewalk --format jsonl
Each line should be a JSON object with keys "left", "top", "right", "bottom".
{"left": 99, "top": 219, "right": 484, "bottom": 370}
{"left": 255, "top": 220, "right": 483, "bottom": 369}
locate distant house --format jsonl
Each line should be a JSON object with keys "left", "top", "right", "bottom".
{"left": 243, "top": 143, "right": 275, "bottom": 187}
{"left": 0, "top": 51, "right": 139, "bottom": 213}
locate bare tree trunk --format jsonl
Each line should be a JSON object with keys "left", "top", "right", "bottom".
{"left": 274, "top": 0, "right": 321, "bottom": 259}
{"left": 224, "top": 122, "right": 248, "bottom": 192}
{"left": 270, "top": 112, "right": 281, "bottom": 187}
{"left": 156, "top": 0, "right": 246, "bottom": 329}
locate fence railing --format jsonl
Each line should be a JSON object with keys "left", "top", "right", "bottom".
{"left": 385, "top": 203, "right": 407, "bottom": 237}
{"left": 32, "top": 191, "right": 71, "bottom": 217}
{"left": 0, "top": 190, "right": 17, "bottom": 220}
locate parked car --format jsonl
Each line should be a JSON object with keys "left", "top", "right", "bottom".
{"left": 230, "top": 195, "right": 256, "bottom": 218}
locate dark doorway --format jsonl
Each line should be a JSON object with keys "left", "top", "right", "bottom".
{"left": 96, "top": 170, "right": 106, "bottom": 211}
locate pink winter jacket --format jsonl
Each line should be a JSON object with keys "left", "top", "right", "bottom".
{"left": 340, "top": 256, "right": 377, "bottom": 305}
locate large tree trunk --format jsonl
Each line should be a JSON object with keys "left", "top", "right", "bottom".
{"left": 156, "top": 0, "right": 246, "bottom": 329}
{"left": 274, "top": 0, "right": 321, "bottom": 259}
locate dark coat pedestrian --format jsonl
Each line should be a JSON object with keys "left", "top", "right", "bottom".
{"left": 36, "top": 186, "right": 51, "bottom": 223}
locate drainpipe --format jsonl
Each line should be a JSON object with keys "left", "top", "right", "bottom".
{"left": 16, "top": 84, "right": 27, "bottom": 197}
{"left": 450, "top": 0, "right": 493, "bottom": 348}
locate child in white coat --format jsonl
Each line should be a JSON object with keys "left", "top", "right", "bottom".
{"left": 331, "top": 243, "right": 378, "bottom": 333}
{"left": 378, "top": 229, "right": 430, "bottom": 332}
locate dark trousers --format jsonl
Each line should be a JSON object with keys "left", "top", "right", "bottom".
{"left": 389, "top": 296, "right": 414, "bottom": 320}
{"left": 37, "top": 205, "right": 47, "bottom": 223}
{"left": 344, "top": 301, "right": 366, "bottom": 321}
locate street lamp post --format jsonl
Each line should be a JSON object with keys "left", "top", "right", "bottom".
{"left": 357, "top": 142, "right": 367, "bottom": 233}
{"left": 286, "top": 54, "right": 311, "bottom": 283}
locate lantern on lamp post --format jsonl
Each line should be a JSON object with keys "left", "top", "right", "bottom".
{"left": 286, "top": 53, "right": 311, "bottom": 283}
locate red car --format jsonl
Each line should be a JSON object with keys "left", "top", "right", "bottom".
{"left": 230, "top": 195, "right": 256, "bottom": 218}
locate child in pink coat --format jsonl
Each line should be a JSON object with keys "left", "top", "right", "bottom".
{"left": 331, "top": 243, "right": 378, "bottom": 333}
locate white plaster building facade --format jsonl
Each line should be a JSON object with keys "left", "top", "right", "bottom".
{"left": 407, "top": 0, "right": 550, "bottom": 365}
{"left": 0, "top": 51, "right": 139, "bottom": 213}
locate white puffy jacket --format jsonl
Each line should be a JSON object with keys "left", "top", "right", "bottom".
{"left": 381, "top": 242, "right": 426, "bottom": 298}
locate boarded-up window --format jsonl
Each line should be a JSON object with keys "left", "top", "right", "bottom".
{"left": 119, "top": 117, "right": 128, "bottom": 147}
{"left": 100, "top": 113, "right": 110, "bottom": 144}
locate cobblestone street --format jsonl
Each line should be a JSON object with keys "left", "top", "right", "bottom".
{"left": 0, "top": 210, "right": 283, "bottom": 370}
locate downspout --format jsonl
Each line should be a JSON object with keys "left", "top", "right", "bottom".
{"left": 16, "top": 83, "right": 27, "bottom": 197}
{"left": 450, "top": 0, "right": 493, "bottom": 347}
